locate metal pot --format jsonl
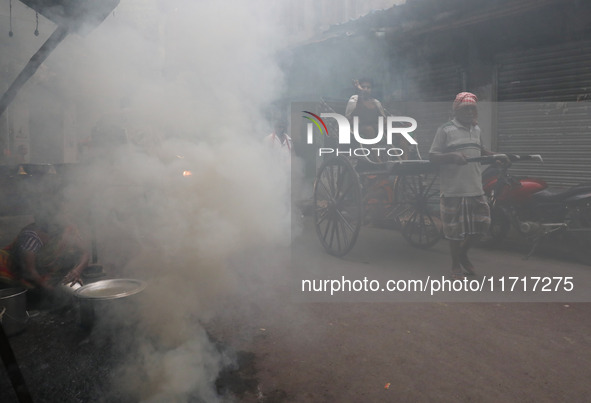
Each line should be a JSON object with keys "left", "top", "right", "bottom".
{"left": 74, "top": 279, "right": 146, "bottom": 330}
{"left": 0, "top": 287, "right": 28, "bottom": 336}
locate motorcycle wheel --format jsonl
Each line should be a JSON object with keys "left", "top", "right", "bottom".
{"left": 480, "top": 206, "right": 510, "bottom": 247}
{"left": 565, "top": 203, "right": 591, "bottom": 265}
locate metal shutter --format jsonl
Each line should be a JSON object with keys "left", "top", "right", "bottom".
{"left": 403, "top": 64, "right": 465, "bottom": 159}
{"left": 496, "top": 40, "right": 591, "bottom": 187}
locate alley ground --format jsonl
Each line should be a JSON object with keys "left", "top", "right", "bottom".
{"left": 209, "top": 217, "right": 591, "bottom": 402}
{"left": 2, "top": 216, "right": 591, "bottom": 402}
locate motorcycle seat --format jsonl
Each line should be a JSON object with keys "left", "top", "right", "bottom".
{"left": 531, "top": 184, "right": 591, "bottom": 202}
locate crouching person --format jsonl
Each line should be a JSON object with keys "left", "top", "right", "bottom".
{"left": 0, "top": 201, "right": 90, "bottom": 307}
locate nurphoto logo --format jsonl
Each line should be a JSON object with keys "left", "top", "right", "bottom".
{"left": 302, "top": 111, "right": 418, "bottom": 157}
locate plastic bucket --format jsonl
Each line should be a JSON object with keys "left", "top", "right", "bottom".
{"left": 0, "top": 288, "right": 28, "bottom": 336}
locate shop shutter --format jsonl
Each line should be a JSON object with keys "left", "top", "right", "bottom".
{"left": 403, "top": 64, "right": 465, "bottom": 159}
{"left": 496, "top": 40, "right": 591, "bottom": 187}
{"left": 399, "top": 64, "right": 464, "bottom": 208}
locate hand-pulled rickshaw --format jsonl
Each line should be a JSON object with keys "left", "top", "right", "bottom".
{"left": 313, "top": 149, "right": 442, "bottom": 257}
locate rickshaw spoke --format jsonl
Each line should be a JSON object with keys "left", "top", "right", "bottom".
{"left": 334, "top": 217, "right": 343, "bottom": 253}
{"left": 425, "top": 211, "right": 438, "bottom": 235}
{"left": 335, "top": 208, "right": 356, "bottom": 234}
{"left": 336, "top": 182, "right": 355, "bottom": 204}
{"left": 320, "top": 178, "right": 332, "bottom": 199}
{"left": 328, "top": 166, "right": 337, "bottom": 197}
{"left": 408, "top": 211, "right": 420, "bottom": 241}
{"left": 323, "top": 165, "right": 334, "bottom": 197}
{"left": 331, "top": 216, "right": 340, "bottom": 247}
{"left": 316, "top": 207, "right": 329, "bottom": 226}
{"left": 334, "top": 164, "right": 343, "bottom": 196}
{"left": 318, "top": 217, "right": 327, "bottom": 241}
{"left": 407, "top": 175, "right": 420, "bottom": 198}
{"left": 336, "top": 165, "right": 353, "bottom": 202}
{"left": 398, "top": 176, "right": 418, "bottom": 203}
{"left": 423, "top": 173, "right": 437, "bottom": 195}
{"left": 336, "top": 163, "right": 345, "bottom": 199}
{"left": 321, "top": 215, "right": 333, "bottom": 244}
{"left": 418, "top": 211, "right": 426, "bottom": 244}
{"left": 318, "top": 179, "right": 335, "bottom": 204}
{"left": 408, "top": 213, "right": 422, "bottom": 244}
{"left": 329, "top": 216, "right": 338, "bottom": 250}
{"left": 416, "top": 174, "right": 426, "bottom": 192}
{"left": 334, "top": 165, "right": 345, "bottom": 201}
{"left": 406, "top": 209, "right": 419, "bottom": 226}
{"left": 396, "top": 177, "right": 408, "bottom": 201}
{"left": 336, "top": 215, "right": 351, "bottom": 249}
{"left": 343, "top": 212, "right": 355, "bottom": 244}
{"left": 342, "top": 217, "right": 352, "bottom": 243}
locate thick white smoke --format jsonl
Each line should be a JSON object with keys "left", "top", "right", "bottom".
{"left": 21, "top": 0, "right": 295, "bottom": 400}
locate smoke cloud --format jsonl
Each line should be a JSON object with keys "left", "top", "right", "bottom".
{"left": 3, "top": 0, "right": 296, "bottom": 400}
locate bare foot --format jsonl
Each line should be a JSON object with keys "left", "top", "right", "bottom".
{"left": 459, "top": 256, "right": 475, "bottom": 276}
{"left": 450, "top": 263, "right": 465, "bottom": 279}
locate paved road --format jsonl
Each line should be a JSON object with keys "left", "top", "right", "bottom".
{"left": 210, "top": 217, "right": 591, "bottom": 402}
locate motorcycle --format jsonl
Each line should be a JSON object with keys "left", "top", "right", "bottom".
{"left": 471, "top": 154, "right": 591, "bottom": 262}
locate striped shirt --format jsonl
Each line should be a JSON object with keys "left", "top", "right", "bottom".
{"left": 16, "top": 230, "right": 44, "bottom": 253}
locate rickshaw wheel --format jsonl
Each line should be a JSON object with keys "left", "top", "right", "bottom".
{"left": 395, "top": 172, "right": 441, "bottom": 248}
{"left": 314, "top": 157, "right": 363, "bottom": 257}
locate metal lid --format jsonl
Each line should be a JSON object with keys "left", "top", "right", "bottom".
{"left": 0, "top": 288, "right": 27, "bottom": 299}
{"left": 75, "top": 279, "right": 146, "bottom": 300}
